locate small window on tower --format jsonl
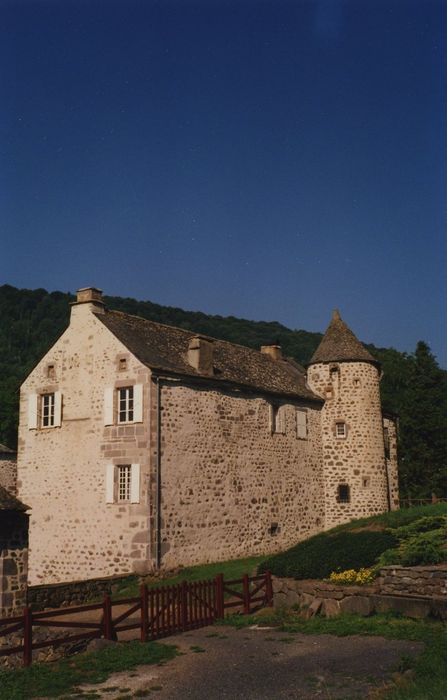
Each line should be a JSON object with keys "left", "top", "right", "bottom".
{"left": 362, "top": 477, "right": 371, "bottom": 488}
{"left": 335, "top": 421, "right": 347, "bottom": 438}
{"left": 337, "top": 484, "right": 350, "bottom": 503}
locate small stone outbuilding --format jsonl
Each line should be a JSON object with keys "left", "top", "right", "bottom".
{"left": 0, "top": 486, "right": 29, "bottom": 616}
{"left": 0, "top": 443, "right": 17, "bottom": 496}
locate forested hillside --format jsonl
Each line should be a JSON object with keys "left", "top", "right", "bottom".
{"left": 1, "top": 284, "right": 446, "bottom": 498}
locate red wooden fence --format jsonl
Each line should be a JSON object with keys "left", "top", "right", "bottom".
{"left": 0, "top": 571, "right": 273, "bottom": 667}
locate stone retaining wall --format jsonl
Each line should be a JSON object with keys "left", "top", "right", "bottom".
{"left": 0, "top": 512, "right": 29, "bottom": 616}
{"left": 27, "top": 573, "right": 137, "bottom": 610}
{"left": 273, "top": 565, "right": 447, "bottom": 620}
{"left": 379, "top": 565, "right": 447, "bottom": 598}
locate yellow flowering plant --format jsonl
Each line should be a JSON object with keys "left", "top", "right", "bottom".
{"left": 327, "top": 567, "right": 375, "bottom": 585}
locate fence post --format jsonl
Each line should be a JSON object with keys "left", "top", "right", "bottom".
{"left": 242, "top": 574, "right": 250, "bottom": 615}
{"left": 265, "top": 570, "right": 274, "bottom": 607}
{"left": 23, "top": 607, "right": 32, "bottom": 667}
{"left": 181, "top": 580, "right": 188, "bottom": 631}
{"left": 103, "top": 594, "right": 113, "bottom": 640}
{"left": 215, "top": 573, "right": 224, "bottom": 619}
{"left": 140, "top": 584, "right": 149, "bottom": 642}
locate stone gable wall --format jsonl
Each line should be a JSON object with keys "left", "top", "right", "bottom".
{"left": 307, "top": 362, "right": 390, "bottom": 527}
{"left": 0, "top": 455, "right": 17, "bottom": 496}
{"left": 154, "top": 382, "right": 324, "bottom": 568}
{"left": 17, "top": 305, "right": 152, "bottom": 585}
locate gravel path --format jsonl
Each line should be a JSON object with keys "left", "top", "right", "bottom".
{"left": 79, "top": 624, "right": 423, "bottom": 699}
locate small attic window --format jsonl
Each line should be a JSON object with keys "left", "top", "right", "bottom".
{"left": 47, "top": 364, "right": 55, "bottom": 379}
{"left": 118, "top": 358, "right": 127, "bottom": 371}
{"left": 330, "top": 365, "right": 339, "bottom": 381}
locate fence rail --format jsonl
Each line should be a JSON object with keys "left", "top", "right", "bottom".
{"left": 399, "top": 497, "right": 447, "bottom": 508}
{"left": 0, "top": 571, "right": 273, "bottom": 667}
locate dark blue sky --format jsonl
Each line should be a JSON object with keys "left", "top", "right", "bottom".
{"left": 2, "top": 0, "right": 446, "bottom": 365}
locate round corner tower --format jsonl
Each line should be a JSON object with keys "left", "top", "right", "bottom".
{"left": 307, "top": 309, "right": 390, "bottom": 528}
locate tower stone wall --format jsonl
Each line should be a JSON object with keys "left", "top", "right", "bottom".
{"left": 307, "top": 360, "right": 390, "bottom": 528}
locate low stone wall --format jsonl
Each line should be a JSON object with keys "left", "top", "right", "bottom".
{"left": 272, "top": 576, "right": 377, "bottom": 617}
{"left": 28, "top": 574, "right": 137, "bottom": 610}
{"left": 379, "top": 565, "right": 447, "bottom": 598}
{"left": 273, "top": 565, "right": 447, "bottom": 621}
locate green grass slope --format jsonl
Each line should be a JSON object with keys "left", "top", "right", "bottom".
{"left": 259, "top": 503, "right": 447, "bottom": 580}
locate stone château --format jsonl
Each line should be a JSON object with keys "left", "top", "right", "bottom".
{"left": 16, "top": 288, "right": 399, "bottom": 585}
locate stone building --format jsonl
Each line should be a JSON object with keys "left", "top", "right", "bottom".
{"left": 0, "top": 444, "right": 17, "bottom": 496}
{"left": 16, "top": 288, "right": 399, "bottom": 586}
{"left": 0, "top": 487, "right": 29, "bottom": 616}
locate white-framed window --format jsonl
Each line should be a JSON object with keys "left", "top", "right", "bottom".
{"left": 106, "top": 463, "right": 140, "bottom": 504}
{"left": 118, "top": 386, "right": 134, "bottom": 423}
{"left": 28, "top": 391, "right": 62, "bottom": 429}
{"left": 104, "top": 384, "right": 143, "bottom": 426}
{"left": 41, "top": 393, "right": 55, "bottom": 427}
{"left": 296, "top": 409, "right": 308, "bottom": 439}
{"left": 335, "top": 421, "right": 347, "bottom": 438}
{"left": 270, "top": 404, "right": 286, "bottom": 434}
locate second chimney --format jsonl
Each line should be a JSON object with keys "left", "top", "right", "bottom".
{"left": 261, "top": 343, "right": 282, "bottom": 360}
{"left": 187, "top": 336, "right": 214, "bottom": 375}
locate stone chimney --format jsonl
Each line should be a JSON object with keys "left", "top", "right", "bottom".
{"left": 70, "top": 287, "right": 105, "bottom": 317}
{"left": 187, "top": 336, "right": 214, "bottom": 375}
{"left": 260, "top": 343, "right": 282, "bottom": 360}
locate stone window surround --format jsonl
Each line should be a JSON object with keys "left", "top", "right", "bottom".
{"left": 337, "top": 483, "right": 350, "bottom": 503}
{"left": 105, "top": 463, "right": 140, "bottom": 504}
{"left": 104, "top": 382, "right": 143, "bottom": 426}
{"left": 28, "top": 389, "right": 62, "bottom": 430}
{"left": 335, "top": 420, "right": 347, "bottom": 438}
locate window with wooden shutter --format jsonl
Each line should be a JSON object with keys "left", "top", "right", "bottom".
{"left": 104, "top": 387, "right": 114, "bottom": 426}
{"left": 130, "top": 463, "right": 140, "bottom": 503}
{"left": 133, "top": 384, "right": 143, "bottom": 422}
{"left": 105, "top": 464, "right": 115, "bottom": 503}
{"left": 28, "top": 393, "right": 39, "bottom": 429}
{"left": 270, "top": 404, "right": 286, "bottom": 434}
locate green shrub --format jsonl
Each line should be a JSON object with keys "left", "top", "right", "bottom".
{"left": 394, "top": 515, "right": 447, "bottom": 540}
{"left": 399, "top": 532, "right": 445, "bottom": 566}
{"left": 259, "top": 530, "right": 398, "bottom": 580}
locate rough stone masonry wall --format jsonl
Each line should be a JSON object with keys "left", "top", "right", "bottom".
{"left": 383, "top": 416, "right": 400, "bottom": 510}
{"left": 0, "top": 512, "right": 29, "bottom": 617}
{"left": 379, "top": 565, "right": 447, "bottom": 598}
{"left": 307, "top": 362, "right": 390, "bottom": 528}
{"left": 17, "top": 304, "right": 152, "bottom": 585}
{"left": 0, "top": 455, "right": 17, "bottom": 495}
{"left": 154, "top": 382, "right": 324, "bottom": 569}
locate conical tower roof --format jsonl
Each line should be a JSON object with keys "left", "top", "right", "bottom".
{"left": 308, "top": 310, "right": 379, "bottom": 367}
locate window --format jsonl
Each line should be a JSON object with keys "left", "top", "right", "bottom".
{"left": 296, "top": 409, "right": 308, "bottom": 439}
{"left": 41, "top": 393, "right": 55, "bottom": 427}
{"left": 47, "top": 364, "right": 55, "bottom": 379}
{"left": 269, "top": 522, "right": 280, "bottom": 536}
{"left": 270, "top": 404, "right": 285, "bottom": 434}
{"left": 104, "top": 384, "right": 143, "bottom": 426}
{"left": 118, "top": 358, "right": 127, "bottom": 371}
{"left": 105, "top": 463, "right": 140, "bottom": 504}
{"left": 337, "top": 484, "right": 350, "bottom": 503}
{"left": 28, "top": 392, "right": 62, "bottom": 429}
{"left": 118, "top": 465, "right": 132, "bottom": 501}
{"left": 362, "top": 477, "right": 371, "bottom": 488}
{"left": 335, "top": 421, "right": 347, "bottom": 438}
{"left": 118, "top": 387, "right": 134, "bottom": 423}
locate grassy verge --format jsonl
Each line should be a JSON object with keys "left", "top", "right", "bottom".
{"left": 222, "top": 609, "right": 447, "bottom": 699}
{"left": 0, "top": 640, "right": 178, "bottom": 700}
{"left": 113, "top": 554, "right": 268, "bottom": 597}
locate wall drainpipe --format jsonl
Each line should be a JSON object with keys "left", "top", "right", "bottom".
{"left": 155, "top": 376, "right": 162, "bottom": 569}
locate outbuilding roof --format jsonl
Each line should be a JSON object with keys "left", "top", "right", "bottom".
{"left": 97, "top": 309, "right": 321, "bottom": 403}
{"left": 0, "top": 443, "right": 15, "bottom": 454}
{"left": 309, "top": 309, "right": 379, "bottom": 367}
{"left": 0, "top": 486, "right": 29, "bottom": 512}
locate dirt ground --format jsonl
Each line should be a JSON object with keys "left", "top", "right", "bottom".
{"left": 78, "top": 624, "right": 424, "bottom": 699}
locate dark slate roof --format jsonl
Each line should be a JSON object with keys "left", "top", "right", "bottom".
{"left": 97, "top": 310, "right": 321, "bottom": 402}
{"left": 309, "top": 309, "right": 379, "bottom": 367}
{"left": 0, "top": 486, "right": 29, "bottom": 512}
{"left": 0, "top": 443, "right": 15, "bottom": 454}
